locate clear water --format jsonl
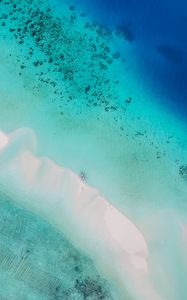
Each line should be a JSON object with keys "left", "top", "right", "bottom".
{"left": 0, "top": 0, "right": 187, "bottom": 299}
{"left": 66, "top": 0, "right": 187, "bottom": 118}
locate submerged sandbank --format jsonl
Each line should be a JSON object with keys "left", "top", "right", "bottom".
{"left": 0, "top": 127, "right": 163, "bottom": 300}
{"left": 0, "top": 128, "right": 187, "bottom": 300}
{"left": 0, "top": 0, "right": 187, "bottom": 299}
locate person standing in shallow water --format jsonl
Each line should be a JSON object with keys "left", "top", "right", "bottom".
{"left": 80, "top": 171, "right": 86, "bottom": 182}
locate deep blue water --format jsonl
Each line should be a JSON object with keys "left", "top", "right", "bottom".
{"left": 72, "top": 0, "right": 187, "bottom": 120}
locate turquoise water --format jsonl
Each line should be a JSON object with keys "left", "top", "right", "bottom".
{"left": 67, "top": 0, "right": 187, "bottom": 118}
{"left": 0, "top": 192, "right": 113, "bottom": 299}
{"left": 0, "top": 0, "right": 187, "bottom": 299}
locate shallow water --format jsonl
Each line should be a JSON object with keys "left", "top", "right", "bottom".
{"left": 0, "top": 0, "right": 187, "bottom": 299}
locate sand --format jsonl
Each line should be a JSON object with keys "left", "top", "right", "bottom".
{"left": 0, "top": 127, "right": 166, "bottom": 300}
{"left": 0, "top": 0, "right": 187, "bottom": 299}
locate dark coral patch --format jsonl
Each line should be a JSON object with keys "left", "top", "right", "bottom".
{"left": 179, "top": 165, "right": 187, "bottom": 181}
{"left": 115, "top": 24, "right": 135, "bottom": 42}
{"left": 157, "top": 44, "right": 184, "bottom": 64}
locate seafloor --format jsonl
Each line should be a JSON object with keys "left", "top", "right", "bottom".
{"left": 0, "top": 0, "right": 187, "bottom": 299}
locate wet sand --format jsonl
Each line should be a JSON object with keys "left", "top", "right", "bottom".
{"left": 0, "top": 0, "right": 187, "bottom": 299}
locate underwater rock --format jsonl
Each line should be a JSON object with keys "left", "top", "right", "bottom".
{"left": 112, "top": 52, "right": 120, "bottom": 59}
{"left": 157, "top": 44, "right": 184, "bottom": 64}
{"left": 75, "top": 277, "right": 108, "bottom": 299}
{"left": 115, "top": 24, "right": 135, "bottom": 42}
{"left": 179, "top": 164, "right": 187, "bottom": 181}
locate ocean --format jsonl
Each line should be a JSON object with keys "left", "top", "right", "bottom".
{"left": 0, "top": 0, "right": 187, "bottom": 299}
{"left": 68, "top": 0, "right": 187, "bottom": 118}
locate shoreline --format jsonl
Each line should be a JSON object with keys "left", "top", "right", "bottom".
{"left": 0, "top": 0, "right": 187, "bottom": 298}
{"left": 0, "top": 128, "right": 165, "bottom": 300}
